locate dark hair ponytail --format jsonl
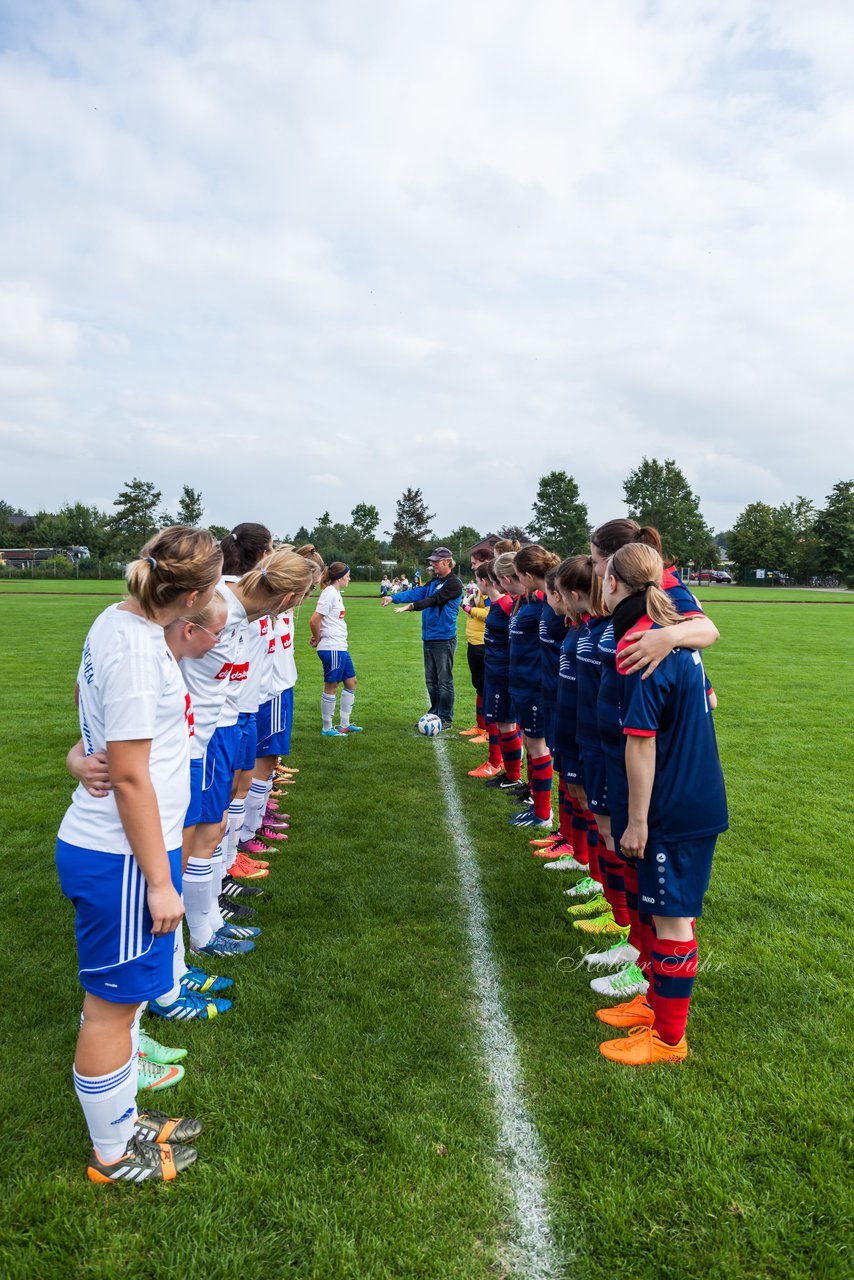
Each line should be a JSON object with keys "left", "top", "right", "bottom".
{"left": 221, "top": 522, "right": 272, "bottom": 574}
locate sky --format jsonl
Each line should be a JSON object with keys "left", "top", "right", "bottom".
{"left": 2, "top": 0, "right": 853, "bottom": 541}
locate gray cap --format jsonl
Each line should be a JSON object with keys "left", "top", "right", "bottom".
{"left": 428, "top": 546, "right": 454, "bottom": 561}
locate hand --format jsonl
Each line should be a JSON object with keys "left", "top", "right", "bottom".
{"left": 620, "top": 819, "right": 648, "bottom": 860}
{"left": 708, "top": 688, "right": 718, "bottom": 710}
{"left": 67, "top": 745, "right": 112, "bottom": 797}
{"left": 395, "top": 604, "right": 412, "bottom": 613}
{"left": 617, "top": 628, "right": 674, "bottom": 679}
{"left": 381, "top": 597, "right": 393, "bottom": 607}
{"left": 146, "top": 882, "right": 185, "bottom": 936}
{"left": 309, "top": 636, "right": 318, "bottom": 648}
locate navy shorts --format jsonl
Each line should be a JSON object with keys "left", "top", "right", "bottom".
{"left": 183, "top": 757, "right": 203, "bottom": 828}
{"left": 199, "top": 722, "right": 240, "bottom": 823}
{"left": 235, "top": 710, "right": 258, "bottom": 772}
{"left": 580, "top": 745, "right": 609, "bottom": 815}
{"left": 543, "top": 706, "right": 557, "bottom": 754}
{"left": 512, "top": 695, "right": 546, "bottom": 739}
{"left": 604, "top": 755, "right": 629, "bottom": 848}
{"left": 556, "top": 750, "right": 582, "bottom": 786}
{"left": 257, "top": 687, "right": 294, "bottom": 756}
{"left": 635, "top": 834, "right": 718, "bottom": 917}
{"left": 56, "top": 840, "right": 182, "bottom": 1004}
{"left": 318, "top": 649, "right": 356, "bottom": 683}
{"left": 483, "top": 679, "right": 513, "bottom": 725}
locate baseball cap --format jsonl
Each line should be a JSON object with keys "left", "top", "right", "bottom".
{"left": 428, "top": 547, "right": 453, "bottom": 561}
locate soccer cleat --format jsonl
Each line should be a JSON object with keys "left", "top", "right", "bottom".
{"left": 596, "top": 994, "right": 655, "bottom": 1028}
{"left": 544, "top": 855, "right": 589, "bottom": 872}
{"left": 582, "top": 940, "right": 640, "bottom": 970}
{"left": 271, "top": 788, "right": 289, "bottom": 799}
{"left": 573, "top": 914, "right": 627, "bottom": 937}
{"left": 237, "top": 839, "right": 271, "bottom": 860}
{"left": 599, "top": 1025, "right": 688, "bottom": 1065}
{"left": 509, "top": 810, "right": 552, "bottom": 829}
{"left": 219, "top": 898, "right": 257, "bottom": 922}
{"left": 261, "top": 815, "right": 289, "bottom": 831}
{"left": 215, "top": 923, "right": 261, "bottom": 941}
{"left": 483, "top": 771, "right": 508, "bottom": 788}
{"left": 467, "top": 734, "right": 489, "bottom": 746}
{"left": 567, "top": 892, "right": 609, "bottom": 918}
{"left": 458, "top": 726, "right": 482, "bottom": 737}
{"left": 135, "top": 1110, "right": 203, "bottom": 1144}
{"left": 563, "top": 877, "right": 604, "bottom": 899}
{"left": 179, "top": 965, "right": 234, "bottom": 993}
{"left": 321, "top": 727, "right": 347, "bottom": 737}
{"left": 137, "top": 1056, "right": 185, "bottom": 1092}
{"left": 221, "top": 873, "right": 264, "bottom": 898}
{"left": 138, "top": 1030, "right": 187, "bottom": 1064}
{"left": 339, "top": 724, "right": 364, "bottom": 733}
{"left": 256, "top": 824, "right": 288, "bottom": 842}
{"left": 468, "top": 761, "right": 502, "bottom": 779}
{"left": 229, "top": 854, "right": 270, "bottom": 881}
{"left": 531, "top": 838, "right": 571, "bottom": 858}
{"left": 87, "top": 1134, "right": 197, "bottom": 1183}
{"left": 591, "top": 966, "right": 651, "bottom": 1000}
{"left": 503, "top": 780, "right": 530, "bottom": 797}
{"left": 149, "top": 990, "right": 232, "bottom": 1019}
{"left": 191, "top": 933, "right": 255, "bottom": 959}
{"left": 276, "top": 764, "right": 299, "bottom": 774}
{"left": 530, "top": 835, "right": 561, "bottom": 847}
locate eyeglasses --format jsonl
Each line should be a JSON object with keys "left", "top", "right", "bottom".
{"left": 180, "top": 620, "right": 224, "bottom": 641}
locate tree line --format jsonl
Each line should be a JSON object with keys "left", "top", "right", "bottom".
{"left": 1, "top": 466, "right": 852, "bottom": 584}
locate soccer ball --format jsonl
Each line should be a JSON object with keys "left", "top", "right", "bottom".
{"left": 417, "top": 713, "right": 442, "bottom": 736}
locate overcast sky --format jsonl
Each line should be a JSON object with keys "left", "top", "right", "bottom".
{"left": 2, "top": 0, "right": 853, "bottom": 540}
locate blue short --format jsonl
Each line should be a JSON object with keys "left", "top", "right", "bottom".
{"left": 318, "top": 649, "right": 356, "bottom": 683}
{"left": 235, "top": 710, "right": 258, "bottom": 772}
{"left": 257, "top": 687, "right": 294, "bottom": 757}
{"left": 604, "top": 754, "right": 628, "bottom": 848}
{"left": 512, "top": 695, "right": 546, "bottom": 740}
{"left": 556, "top": 750, "right": 582, "bottom": 786}
{"left": 635, "top": 834, "right": 718, "bottom": 917}
{"left": 580, "top": 745, "right": 609, "bottom": 815}
{"left": 543, "top": 706, "right": 557, "bottom": 754}
{"left": 183, "top": 758, "right": 203, "bottom": 828}
{"left": 199, "top": 723, "right": 241, "bottom": 824}
{"left": 483, "top": 679, "right": 513, "bottom": 725}
{"left": 56, "top": 841, "right": 182, "bottom": 1004}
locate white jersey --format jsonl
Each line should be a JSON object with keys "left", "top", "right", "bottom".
{"left": 315, "top": 586, "right": 348, "bottom": 650}
{"left": 237, "top": 615, "right": 276, "bottom": 713}
{"left": 181, "top": 580, "right": 247, "bottom": 749}
{"left": 58, "top": 605, "right": 192, "bottom": 855}
{"left": 269, "top": 610, "right": 297, "bottom": 694}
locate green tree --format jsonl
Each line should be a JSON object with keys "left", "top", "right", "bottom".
{"left": 177, "top": 486, "right": 204, "bottom": 527}
{"left": 528, "top": 470, "right": 589, "bottom": 557}
{"left": 776, "top": 496, "right": 821, "bottom": 581}
{"left": 391, "top": 488, "right": 434, "bottom": 564}
{"left": 294, "top": 525, "right": 311, "bottom": 545}
{"left": 622, "top": 457, "right": 713, "bottom": 567}
{"left": 813, "top": 480, "right": 854, "bottom": 576}
{"left": 727, "top": 503, "right": 789, "bottom": 579}
{"left": 349, "top": 503, "right": 381, "bottom": 567}
{"left": 208, "top": 524, "right": 230, "bottom": 541}
{"left": 108, "top": 478, "right": 162, "bottom": 558}
{"left": 497, "top": 524, "right": 530, "bottom": 545}
{"left": 440, "top": 526, "right": 481, "bottom": 565}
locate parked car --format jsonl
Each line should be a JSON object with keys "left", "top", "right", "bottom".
{"left": 696, "top": 569, "right": 732, "bottom": 583}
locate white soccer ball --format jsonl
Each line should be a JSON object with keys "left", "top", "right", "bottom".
{"left": 417, "top": 713, "right": 442, "bottom": 736}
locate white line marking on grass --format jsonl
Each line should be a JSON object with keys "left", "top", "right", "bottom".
{"left": 435, "top": 736, "right": 560, "bottom": 1280}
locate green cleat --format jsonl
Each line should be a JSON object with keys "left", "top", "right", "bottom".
{"left": 566, "top": 892, "right": 609, "bottom": 918}
{"left": 139, "top": 1030, "right": 187, "bottom": 1065}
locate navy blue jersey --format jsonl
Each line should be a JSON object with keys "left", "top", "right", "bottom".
{"left": 509, "top": 592, "right": 544, "bottom": 701}
{"left": 596, "top": 621, "right": 623, "bottom": 759}
{"left": 553, "top": 624, "right": 581, "bottom": 759}
{"left": 661, "top": 568, "right": 703, "bottom": 617}
{"left": 483, "top": 594, "right": 513, "bottom": 683}
{"left": 619, "top": 618, "right": 728, "bottom": 841}
{"left": 539, "top": 600, "right": 565, "bottom": 705}
{"left": 575, "top": 614, "right": 610, "bottom": 749}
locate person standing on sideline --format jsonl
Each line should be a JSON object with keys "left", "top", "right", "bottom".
{"left": 382, "top": 547, "right": 463, "bottom": 729}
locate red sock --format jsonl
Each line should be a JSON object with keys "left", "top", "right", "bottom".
{"left": 499, "top": 729, "right": 523, "bottom": 782}
{"left": 600, "top": 847, "right": 630, "bottom": 927}
{"left": 475, "top": 694, "right": 485, "bottom": 731}
{"left": 650, "top": 935, "right": 698, "bottom": 1044}
{"left": 529, "top": 753, "right": 553, "bottom": 821}
{"left": 569, "top": 799, "right": 589, "bottom": 866}
{"left": 622, "top": 860, "right": 642, "bottom": 954}
{"left": 487, "top": 725, "right": 502, "bottom": 767}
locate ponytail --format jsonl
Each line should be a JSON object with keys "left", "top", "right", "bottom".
{"left": 221, "top": 522, "right": 272, "bottom": 574}
{"left": 608, "top": 545, "right": 681, "bottom": 626}
{"left": 239, "top": 549, "right": 314, "bottom": 604}
{"left": 591, "top": 518, "right": 665, "bottom": 561}
{"left": 514, "top": 544, "right": 561, "bottom": 581}
{"left": 126, "top": 526, "right": 222, "bottom": 620}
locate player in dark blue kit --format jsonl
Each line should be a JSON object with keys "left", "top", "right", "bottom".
{"left": 474, "top": 558, "right": 524, "bottom": 787}
{"left": 596, "top": 542, "right": 728, "bottom": 1065}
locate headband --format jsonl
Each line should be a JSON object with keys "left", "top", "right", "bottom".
{"left": 330, "top": 564, "right": 350, "bottom": 582}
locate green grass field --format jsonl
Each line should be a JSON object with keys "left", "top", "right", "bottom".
{"left": 0, "top": 591, "right": 851, "bottom": 1279}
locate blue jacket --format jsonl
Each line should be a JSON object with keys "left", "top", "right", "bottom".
{"left": 392, "top": 574, "right": 463, "bottom": 641}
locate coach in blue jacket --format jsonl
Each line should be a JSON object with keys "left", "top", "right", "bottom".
{"left": 382, "top": 547, "right": 463, "bottom": 729}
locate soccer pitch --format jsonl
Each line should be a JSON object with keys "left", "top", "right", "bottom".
{"left": 1, "top": 590, "right": 851, "bottom": 1280}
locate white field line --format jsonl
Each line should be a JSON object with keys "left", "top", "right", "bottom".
{"left": 435, "top": 736, "right": 561, "bottom": 1280}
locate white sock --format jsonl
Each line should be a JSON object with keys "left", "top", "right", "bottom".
{"left": 183, "top": 858, "right": 214, "bottom": 950}
{"left": 74, "top": 1052, "right": 138, "bottom": 1163}
{"left": 340, "top": 689, "right": 355, "bottom": 727}
{"left": 227, "top": 800, "right": 245, "bottom": 867}
{"left": 174, "top": 921, "right": 188, "bottom": 982}
{"left": 321, "top": 692, "right": 336, "bottom": 729}
{"left": 244, "top": 778, "right": 267, "bottom": 837}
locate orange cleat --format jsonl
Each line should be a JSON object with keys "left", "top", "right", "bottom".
{"left": 230, "top": 853, "right": 270, "bottom": 880}
{"left": 458, "top": 726, "right": 481, "bottom": 737}
{"left": 599, "top": 1025, "right": 688, "bottom": 1065}
{"left": 531, "top": 838, "right": 570, "bottom": 859}
{"left": 468, "top": 761, "right": 502, "bottom": 778}
{"left": 467, "top": 734, "right": 489, "bottom": 746}
{"left": 595, "top": 995, "right": 654, "bottom": 1028}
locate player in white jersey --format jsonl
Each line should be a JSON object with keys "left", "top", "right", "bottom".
{"left": 310, "top": 561, "right": 362, "bottom": 736}
{"left": 55, "top": 526, "right": 222, "bottom": 1183}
